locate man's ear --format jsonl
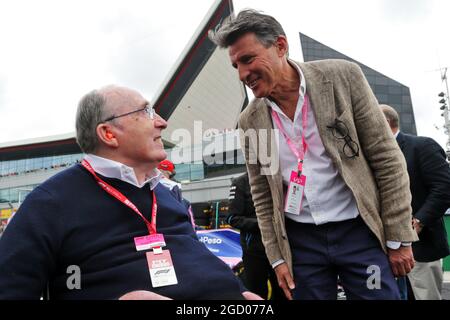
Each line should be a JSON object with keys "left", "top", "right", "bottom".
{"left": 275, "top": 35, "right": 289, "bottom": 57}
{"left": 386, "top": 118, "right": 394, "bottom": 130}
{"left": 96, "top": 124, "right": 119, "bottom": 148}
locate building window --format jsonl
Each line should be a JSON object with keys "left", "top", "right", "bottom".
{"left": 0, "top": 153, "right": 84, "bottom": 177}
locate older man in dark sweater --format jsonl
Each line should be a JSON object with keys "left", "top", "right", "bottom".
{"left": 0, "top": 85, "right": 259, "bottom": 300}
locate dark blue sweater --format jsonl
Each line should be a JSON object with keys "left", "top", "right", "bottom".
{"left": 0, "top": 164, "right": 244, "bottom": 299}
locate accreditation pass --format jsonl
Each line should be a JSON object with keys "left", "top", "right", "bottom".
{"left": 146, "top": 250, "right": 178, "bottom": 288}
{"left": 284, "top": 171, "right": 306, "bottom": 215}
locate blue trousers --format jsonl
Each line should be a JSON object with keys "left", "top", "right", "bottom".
{"left": 396, "top": 277, "right": 408, "bottom": 300}
{"left": 285, "top": 216, "right": 400, "bottom": 300}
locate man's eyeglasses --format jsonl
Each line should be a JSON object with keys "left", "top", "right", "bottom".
{"left": 100, "top": 105, "right": 155, "bottom": 123}
{"left": 326, "top": 119, "right": 360, "bottom": 158}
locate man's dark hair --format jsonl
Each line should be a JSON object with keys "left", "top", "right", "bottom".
{"left": 208, "top": 9, "right": 286, "bottom": 49}
{"left": 380, "top": 104, "right": 400, "bottom": 129}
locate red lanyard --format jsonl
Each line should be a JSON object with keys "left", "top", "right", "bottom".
{"left": 81, "top": 159, "right": 157, "bottom": 235}
{"left": 271, "top": 94, "right": 309, "bottom": 175}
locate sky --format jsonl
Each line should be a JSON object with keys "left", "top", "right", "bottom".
{"left": 0, "top": 0, "right": 449, "bottom": 150}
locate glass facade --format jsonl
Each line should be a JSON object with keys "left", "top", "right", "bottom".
{"left": 300, "top": 33, "right": 417, "bottom": 135}
{"left": 0, "top": 184, "right": 38, "bottom": 204}
{"left": 0, "top": 130, "right": 248, "bottom": 205}
{"left": 165, "top": 133, "right": 246, "bottom": 183}
{"left": 174, "top": 162, "right": 205, "bottom": 182}
{"left": 0, "top": 153, "right": 84, "bottom": 178}
{"left": 0, "top": 184, "right": 38, "bottom": 203}
{"left": 167, "top": 150, "right": 246, "bottom": 182}
{"left": 0, "top": 143, "right": 245, "bottom": 203}
{"left": 0, "top": 153, "right": 84, "bottom": 204}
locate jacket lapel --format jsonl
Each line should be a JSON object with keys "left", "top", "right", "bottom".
{"left": 298, "top": 62, "right": 341, "bottom": 165}
{"left": 247, "top": 99, "right": 284, "bottom": 212}
{"left": 301, "top": 64, "right": 335, "bottom": 131}
{"left": 247, "top": 99, "right": 273, "bottom": 136}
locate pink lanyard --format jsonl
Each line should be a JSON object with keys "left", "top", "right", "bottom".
{"left": 271, "top": 94, "right": 309, "bottom": 175}
{"left": 81, "top": 159, "right": 157, "bottom": 235}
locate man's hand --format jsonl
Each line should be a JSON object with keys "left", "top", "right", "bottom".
{"left": 242, "top": 291, "right": 264, "bottom": 300}
{"left": 412, "top": 218, "right": 423, "bottom": 235}
{"left": 387, "top": 246, "right": 415, "bottom": 277}
{"left": 118, "top": 290, "right": 172, "bottom": 300}
{"left": 274, "top": 262, "right": 295, "bottom": 300}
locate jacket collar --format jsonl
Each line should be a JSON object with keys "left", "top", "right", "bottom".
{"left": 396, "top": 131, "right": 406, "bottom": 151}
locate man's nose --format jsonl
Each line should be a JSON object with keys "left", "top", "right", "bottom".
{"left": 238, "top": 66, "right": 250, "bottom": 83}
{"left": 154, "top": 113, "right": 167, "bottom": 129}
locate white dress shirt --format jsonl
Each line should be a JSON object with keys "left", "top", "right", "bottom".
{"left": 393, "top": 129, "right": 399, "bottom": 139}
{"left": 84, "top": 154, "right": 161, "bottom": 190}
{"left": 266, "top": 62, "right": 359, "bottom": 225}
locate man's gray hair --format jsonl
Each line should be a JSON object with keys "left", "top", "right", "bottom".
{"left": 75, "top": 90, "right": 106, "bottom": 153}
{"left": 380, "top": 104, "right": 400, "bottom": 129}
{"left": 208, "top": 9, "right": 286, "bottom": 48}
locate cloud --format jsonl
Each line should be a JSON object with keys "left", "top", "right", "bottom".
{"left": 0, "top": 77, "right": 6, "bottom": 112}
{"left": 95, "top": 1, "right": 214, "bottom": 98}
{"left": 100, "top": 12, "right": 180, "bottom": 97}
{"left": 0, "top": 0, "right": 214, "bottom": 143}
{"left": 379, "top": 0, "right": 435, "bottom": 22}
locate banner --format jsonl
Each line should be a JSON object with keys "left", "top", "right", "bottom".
{"left": 197, "top": 228, "right": 242, "bottom": 269}
{"left": 0, "top": 208, "right": 13, "bottom": 220}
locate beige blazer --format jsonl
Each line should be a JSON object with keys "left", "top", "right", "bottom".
{"left": 238, "top": 59, "right": 418, "bottom": 275}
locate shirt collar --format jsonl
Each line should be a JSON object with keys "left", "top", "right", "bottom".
{"left": 393, "top": 129, "right": 400, "bottom": 138}
{"left": 265, "top": 59, "right": 306, "bottom": 117}
{"left": 84, "top": 154, "right": 162, "bottom": 189}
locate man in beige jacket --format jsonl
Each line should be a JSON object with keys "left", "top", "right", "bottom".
{"left": 209, "top": 9, "right": 417, "bottom": 300}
